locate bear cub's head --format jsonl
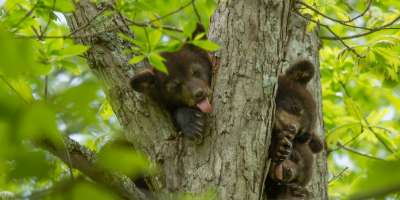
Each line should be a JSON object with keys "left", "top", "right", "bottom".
{"left": 130, "top": 34, "right": 212, "bottom": 113}
{"left": 275, "top": 60, "right": 322, "bottom": 152}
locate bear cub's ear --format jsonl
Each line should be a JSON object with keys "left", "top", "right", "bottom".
{"left": 130, "top": 69, "right": 157, "bottom": 93}
{"left": 285, "top": 60, "right": 315, "bottom": 85}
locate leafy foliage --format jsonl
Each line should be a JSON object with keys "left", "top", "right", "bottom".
{"left": 300, "top": 0, "right": 400, "bottom": 199}
{"left": 0, "top": 0, "right": 217, "bottom": 198}
{"left": 1, "top": 0, "right": 400, "bottom": 199}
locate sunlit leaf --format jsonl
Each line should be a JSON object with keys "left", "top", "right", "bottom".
{"left": 99, "top": 100, "right": 114, "bottom": 121}
{"left": 349, "top": 160, "right": 400, "bottom": 199}
{"left": 59, "top": 44, "right": 89, "bottom": 59}
{"left": 148, "top": 53, "right": 168, "bottom": 74}
{"left": 18, "top": 103, "right": 62, "bottom": 146}
{"left": 191, "top": 39, "right": 219, "bottom": 51}
{"left": 129, "top": 55, "right": 145, "bottom": 64}
{"left": 97, "top": 144, "right": 154, "bottom": 178}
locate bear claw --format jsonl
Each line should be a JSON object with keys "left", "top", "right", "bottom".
{"left": 174, "top": 107, "right": 206, "bottom": 141}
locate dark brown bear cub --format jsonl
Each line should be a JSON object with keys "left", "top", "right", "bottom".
{"left": 130, "top": 30, "right": 212, "bottom": 140}
{"left": 267, "top": 60, "right": 323, "bottom": 199}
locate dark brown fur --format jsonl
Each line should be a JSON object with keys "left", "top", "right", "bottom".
{"left": 267, "top": 60, "right": 323, "bottom": 199}
{"left": 130, "top": 25, "right": 212, "bottom": 140}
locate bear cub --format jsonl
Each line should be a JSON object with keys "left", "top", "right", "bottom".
{"left": 130, "top": 25, "right": 212, "bottom": 140}
{"left": 267, "top": 60, "right": 324, "bottom": 199}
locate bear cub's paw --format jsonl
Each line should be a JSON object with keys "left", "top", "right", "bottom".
{"left": 274, "top": 131, "right": 294, "bottom": 162}
{"left": 287, "top": 183, "right": 309, "bottom": 199}
{"left": 173, "top": 107, "right": 206, "bottom": 141}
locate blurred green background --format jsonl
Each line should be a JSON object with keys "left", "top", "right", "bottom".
{"left": 0, "top": 0, "right": 400, "bottom": 199}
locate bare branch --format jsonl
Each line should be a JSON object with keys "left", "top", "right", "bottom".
{"left": 16, "top": 0, "right": 189, "bottom": 40}
{"left": 344, "top": 0, "right": 372, "bottom": 23}
{"left": 295, "top": 11, "right": 364, "bottom": 58}
{"left": 328, "top": 167, "right": 349, "bottom": 184}
{"left": 39, "top": 0, "right": 57, "bottom": 40}
{"left": 321, "top": 15, "right": 400, "bottom": 40}
{"left": 296, "top": 0, "right": 372, "bottom": 26}
{"left": 336, "top": 142, "right": 386, "bottom": 161}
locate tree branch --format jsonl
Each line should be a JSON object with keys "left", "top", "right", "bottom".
{"left": 38, "top": 136, "right": 148, "bottom": 200}
{"left": 342, "top": 0, "right": 372, "bottom": 23}
{"left": 336, "top": 142, "right": 386, "bottom": 161}
{"left": 328, "top": 167, "right": 349, "bottom": 184}
{"left": 294, "top": 10, "right": 364, "bottom": 58}
{"left": 296, "top": 0, "right": 373, "bottom": 29}
{"left": 321, "top": 15, "right": 400, "bottom": 40}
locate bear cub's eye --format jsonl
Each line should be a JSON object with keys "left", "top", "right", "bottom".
{"left": 192, "top": 70, "right": 200, "bottom": 77}
{"left": 191, "top": 63, "right": 203, "bottom": 78}
{"left": 168, "top": 79, "right": 182, "bottom": 91}
{"left": 290, "top": 105, "right": 303, "bottom": 115}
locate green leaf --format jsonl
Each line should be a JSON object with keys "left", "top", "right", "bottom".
{"left": 61, "top": 60, "right": 81, "bottom": 75}
{"left": 159, "top": 40, "right": 183, "bottom": 52}
{"left": 129, "top": 55, "right": 145, "bottom": 64}
{"left": 194, "top": 33, "right": 206, "bottom": 41}
{"left": 0, "top": 31, "right": 35, "bottom": 77}
{"left": 71, "top": 182, "right": 120, "bottom": 200}
{"left": 9, "top": 150, "right": 53, "bottom": 179}
{"left": 182, "top": 20, "right": 197, "bottom": 38}
{"left": 149, "top": 29, "right": 162, "bottom": 49}
{"left": 99, "top": 100, "right": 114, "bottom": 121}
{"left": 18, "top": 103, "right": 62, "bottom": 146}
{"left": 59, "top": 44, "right": 89, "bottom": 58}
{"left": 191, "top": 40, "right": 220, "bottom": 51}
{"left": 349, "top": 160, "right": 400, "bottom": 199}
{"left": 97, "top": 145, "right": 154, "bottom": 178}
{"left": 148, "top": 53, "right": 168, "bottom": 74}
{"left": 44, "top": 0, "right": 75, "bottom": 12}
{"left": 9, "top": 78, "right": 33, "bottom": 103}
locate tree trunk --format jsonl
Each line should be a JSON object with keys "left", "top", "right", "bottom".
{"left": 66, "top": 0, "right": 327, "bottom": 199}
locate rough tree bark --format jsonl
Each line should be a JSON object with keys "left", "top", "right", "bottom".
{"left": 64, "top": 0, "right": 327, "bottom": 199}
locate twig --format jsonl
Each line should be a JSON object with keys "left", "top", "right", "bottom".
{"left": 126, "top": 20, "right": 183, "bottom": 32}
{"left": 344, "top": 0, "right": 372, "bottom": 23}
{"left": 149, "top": 0, "right": 193, "bottom": 23}
{"left": 336, "top": 142, "right": 386, "bottom": 161}
{"left": 11, "top": 1, "right": 40, "bottom": 33}
{"left": 68, "top": 6, "right": 110, "bottom": 37}
{"left": 339, "top": 82, "right": 397, "bottom": 154}
{"left": 295, "top": 10, "right": 364, "bottom": 58}
{"left": 191, "top": 0, "right": 201, "bottom": 22}
{"left": 44, "top": 76, "right": 49, "bottom": 100}
{"left": 328, "top": 167, "right": 349, "bottom": 184}
{"left": 16, "top": 0, "right": 188, "bottom": 40}
{"left": 296, "top": 0, "right": 372, "bottom": 26}
{"left": 31, "top": 25, "right": 41, "bottom": 38}
{"left": 321, "top": 15, "right": 400, "bottom": 40}
{"left": 38, "top": 0, "right": 56, "bottom": 40}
